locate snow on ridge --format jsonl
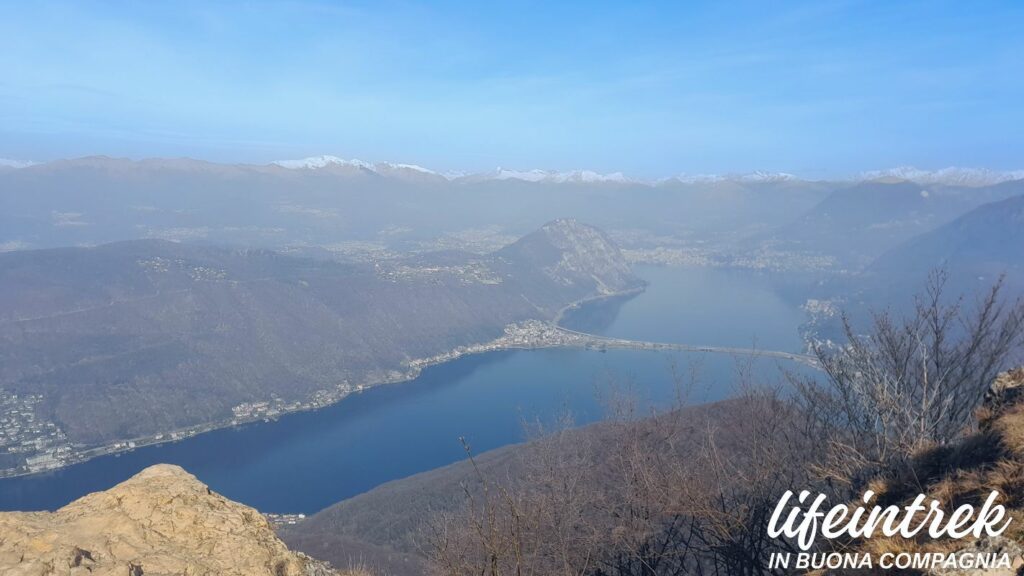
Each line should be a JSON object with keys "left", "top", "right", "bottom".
{"left": 0, "top": 158, "right": 37, "bottom": 169}
{"left": 742, "top": 170, "right": 798, "bottom": 182}
{"left": 861, "top": 166, "right": 1024, "bottom": 187}
{"left": 487, "top": 167, "right": 630, "bottom": 184}
{"left": 9, "top": 155, "right": 1024, "bottom": 188}
{"left": 273, "top": 155, "right": 443, "bottom": 177}
{"left": 668, "top": 171, "right": 797, "bottom": 184}
{"left": 273, "top": 155, "right": 374, "bottom": 170}
{"left": 267, "top": 158, "right": 1024, "bottom": 187}
{"left": 375, "top": 162, "right": 439, "bottom": 175}
{"left": 270, "top": 156, "right": 804, "bottom": 185}
{"left": 560, "top": 169, "right": 629, "bottom": 183}
{"left": 273, "top": 156, "right": 633, "bottom": 183}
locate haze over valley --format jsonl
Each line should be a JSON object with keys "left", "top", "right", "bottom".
{"left": 5, "top": 157, "right": 1023, "bottom": 271}
{"left": 3, "top": 3, "right": 1024, "bottom": 574}
{"left": 1, "top": 155, "right": 1022, "bottom": 482}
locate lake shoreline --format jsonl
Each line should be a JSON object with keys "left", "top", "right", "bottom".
{"left": 0, "top": 265, "right": 815, "bottom": 514}
{"left": 0, "top": 287, "right": 647, "bottom": 481}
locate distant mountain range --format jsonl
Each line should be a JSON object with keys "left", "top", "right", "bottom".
{"left": 789, "top": 191, "right": 1024, "bottom": 344}
{"left": 0, "top": 155, "right": 830, "bottom": 250}
{"left": 861, "top": 193, "right": 1024, "bottom": 302}
{"left": 4, "top": 155, "right": 1024, "bottom": 279}
{"left": 749, "top": 180, "right": 1024, "bottom": 269}
{"left": 0, "top": 158, "right": 37, "bottom": 169}
{"left": 251, "top": 156, "right": 1024, "bottom": 187}
{"left": 860, "top": 166, "right": 1024, "bottom": 187}
{"left": 6, "top": 156, "right": 1024, "bottom": 275}
{"left": 4, "top": 155, "right": 1022, "bottom": 187}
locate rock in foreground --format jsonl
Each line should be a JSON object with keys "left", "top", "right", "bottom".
{"left": 0, "top": 464, "right": 337, "bottom": 576}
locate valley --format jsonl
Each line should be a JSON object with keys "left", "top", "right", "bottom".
{"left": 0, "top": 263, "right": 813, "bottom": 513}
{"left": 4, "top": 6, "right": 1024, "bottom": 574}
{"left": 3, "top": 158, "right": 1023, "bottom": 505}
{"left": 2, "top": 161, "right": 1022, "bottom": 574}
{"left": 0, "top": 219, "right": 643, "bottom": 477}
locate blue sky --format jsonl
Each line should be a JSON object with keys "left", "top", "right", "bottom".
{"left": 1, "top": 0, "right": 1021, "bottom": 177}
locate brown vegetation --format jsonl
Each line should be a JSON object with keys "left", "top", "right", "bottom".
{"left": 794, "top": 271, "right": 1024, "bottom": 493}
{"left": 824, "top": 367, "right": 1024, "bottom": 574}
{"left": 422, "top": 384, "right": 818, "bottom": 576}
{"left": 420, "top": 275, "right": 1024, "bottom": 576}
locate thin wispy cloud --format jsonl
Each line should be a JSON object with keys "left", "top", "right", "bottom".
{"left": 0, "top": 1, "right": 1022, "bottom": 176}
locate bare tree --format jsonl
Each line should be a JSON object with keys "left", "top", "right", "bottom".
{"left": 424, "top": 427, "right": 601, "bottom": 576}
{"left": 795, "top": 271, "right": 1024, "bottom": 489}
{"left": 425, "top": 374, "right": 812, "bottom": 576}
{"left": 424, "top": 274, "right": 1024, "bottom": 575}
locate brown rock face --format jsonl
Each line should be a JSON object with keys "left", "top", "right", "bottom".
{"left": 0, "top": 464, "right": 336, "bottom": 576}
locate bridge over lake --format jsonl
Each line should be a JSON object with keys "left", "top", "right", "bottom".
{"left": 552, "top": 326, "right": 820, "bottom": 368}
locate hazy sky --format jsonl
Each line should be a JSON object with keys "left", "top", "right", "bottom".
{"left": 1, "top": 1, "right": 1022, "bottom": 177}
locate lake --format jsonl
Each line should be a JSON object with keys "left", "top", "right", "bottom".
{"left": 0, "top": 265, "right": 808, "bottom": 513}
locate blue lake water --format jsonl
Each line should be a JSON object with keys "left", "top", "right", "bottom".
{"left": 0, "top": 265, "right": 809, "bottom": 513}
{"left": 564, "top": 265, "right": 806, "bottom": 351}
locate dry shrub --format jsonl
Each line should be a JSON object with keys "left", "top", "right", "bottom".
{"left": 987, "top": 460, "right": 1024, "bottom": 508}
{"left": 831, "top": 365, "right": 1024, "bottom": 571}
{"left": 423, "top": 273, "right": 1024, "bottom": 575}
{"left": 794, "top": 271, "right": 1024, "bottom": 494}
{"left": 424, "top": 387, "right": 813, "bottom": 576}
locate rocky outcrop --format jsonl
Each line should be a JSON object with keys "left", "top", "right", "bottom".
{"left": 0, "top": 464, "right": 339, "bottom": 576}
{"left": 932, "top": 536, "right": 1024, "bottom": 576}
{"left": 982, "top": 367, "right": 1024, "bottom": 426}
{"left": 842, "top": 367, "right": 1024, "bottom": 575}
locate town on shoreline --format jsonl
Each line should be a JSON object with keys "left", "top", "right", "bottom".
{"left": 0, "top": 289, "right": 640, "bottom": 480}
{"left": 1, "top": 286, "right": 816, "bottom": 481}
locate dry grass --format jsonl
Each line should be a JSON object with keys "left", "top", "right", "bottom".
{"left": 834, "top": 369, "right": 1024, "bottom": 570}
{"left": 992, "top": 406, "right": 1024, "bottom": 458}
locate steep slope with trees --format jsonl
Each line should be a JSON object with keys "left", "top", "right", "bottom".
{"left": 0, "top": 220, "right": 642, "bottom": 470}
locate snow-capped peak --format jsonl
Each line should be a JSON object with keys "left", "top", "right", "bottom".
{"left": 861, "top": 166, "right": 1024, "bottom": 187}
{"left": 273, "top": 157, "right": 637, "bottom": 183}
{"left": 485, "top": 167, "right": 630, "bottom": 184}
{"left": 271, "top": 158, "right": 806, "bottom": 185}
{"left": 0, "top": 158, "right": 37, "bottom": 169}
{"left": 741, "top": 170, "right": 798, "bottom": 182}
{"left": 273, "top": 155, "right": 375, "bottom": 170}
{"left": 272, "top": 155, "right": 442, "bottom": 177}
{"left": 668, "top": 171, "right": 797, "bottom": 184}
{"left": 373, "top": 161, "right": 440, "bottom": 176}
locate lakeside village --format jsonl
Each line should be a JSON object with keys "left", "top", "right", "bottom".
{"left": 0, "top": 321, "right": 587, "bottom": 478}
{"left": 0, "top": 382, "right": 371, "bottom": 478}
